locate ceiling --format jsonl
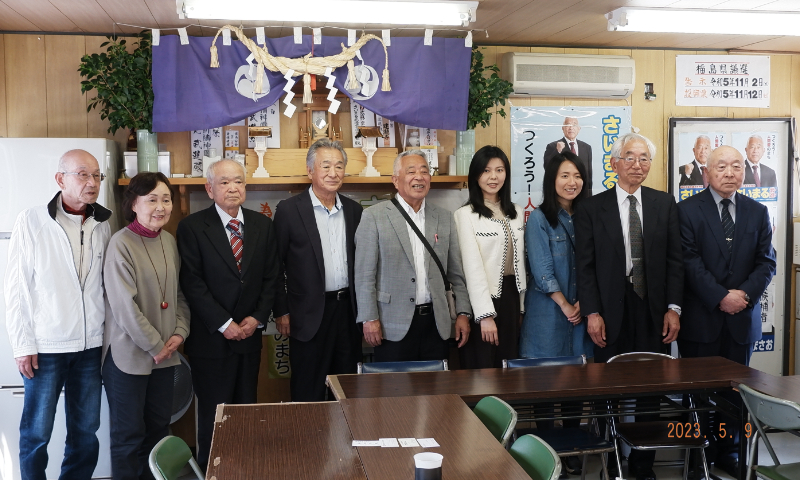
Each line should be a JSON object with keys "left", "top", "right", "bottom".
{"left": 2, "top": 0, "right": 800, "bottom": 53}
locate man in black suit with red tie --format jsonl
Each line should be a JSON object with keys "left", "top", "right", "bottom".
{"left": 176, "top": 159, "right": 279, "bottom": 470}
{"left": 544, "top": 116, "right": 593, "bottom": 192}
{"left": 677, "top": 145, "right": 776, "bottom": 477}
{"left": 678, "top": 135, "right": 711, "bottom": 187}
{"left": 576, "top": 132, "right": 683, "bottom": 480}
{"left": 273, "top": 139, "right": 363, "bottom": 402}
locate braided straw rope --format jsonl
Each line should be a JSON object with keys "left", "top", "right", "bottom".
{"left": 209, "top": 25, "right": 391, "bottom": 103}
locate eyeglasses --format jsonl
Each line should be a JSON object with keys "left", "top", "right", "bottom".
{"left": 61, "top": 172, "right": 106, "bottom": 182}
{"left": 620, "top": 157, "right": 652, "bottom": 166}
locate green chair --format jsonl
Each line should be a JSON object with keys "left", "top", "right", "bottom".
{"left": 509, "top": 434, "right": 562, "bottom": 480}
{"left": 738, "top": 383, "right": 800, "bottom": 480}
{"left": 148, "top": 435, "right": 204, "bottom": 480}
{"left": 474, "top": 395, "right": 518, "bottom": 448}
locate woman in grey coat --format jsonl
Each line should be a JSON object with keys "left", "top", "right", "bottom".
{"left": 102, "top": 172, "right": 190, "bottom": 480}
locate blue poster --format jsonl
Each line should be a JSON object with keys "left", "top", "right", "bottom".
{"left": 509, "top": 106, "right": 631, "bottom": 222}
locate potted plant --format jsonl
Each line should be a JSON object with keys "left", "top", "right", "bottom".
{"left": 457, "top": 46, "right": 514, "bottom": 175}
{"left": 79, "top": 31, "right": 157, "bottom": 172}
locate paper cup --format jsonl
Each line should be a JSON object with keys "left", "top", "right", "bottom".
{"left": 414, "top": 452, "right": 443, "bottom": 480}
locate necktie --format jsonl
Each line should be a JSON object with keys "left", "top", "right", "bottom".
{"left": 570, "top": 141, "right": 576, "bottom": 154}
{"left": 753, "top": 165, "right": 761, "bottom": 187}
{"left": 720, "top": 198, "right": 734, "bottom": 253}
{"left": 700, "top": 166, "right": 708, "bottom": 188}
{"left": 227, "top": 219, "right": 243, "bottom": 272}
{"left": 628, "top": 195, "right": 646, "bottom": 299}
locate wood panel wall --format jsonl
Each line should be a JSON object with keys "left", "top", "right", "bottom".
{"left": 475, "top": 45, "right": 800, "bottom": 192}
{"left": 1, "top": 34, "right": 130, "bottom": 147}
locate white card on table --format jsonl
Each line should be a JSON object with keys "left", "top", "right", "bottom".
{"left": 380, "top": 438, "right": 399, "bottom": 448}
{"left": 399, "top": 438, "right": 420, "bottom": 447}
{"left": 352, "top": 440, "right": 381, "bottom": 447}
{"left": 417, "top": 438, "right": 440, "bottom": 448}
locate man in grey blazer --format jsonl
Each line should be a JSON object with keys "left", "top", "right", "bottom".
{"left": 355, "top": 151, "right": 472, "bottom": 361}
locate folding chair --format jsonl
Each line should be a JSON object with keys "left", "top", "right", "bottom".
{"left": 474, "top": 395, "right": 518, "bottom": 448}
{"left": 509, "top": 434, "right": 562, "bottom": 480}
{"left": 738, "top": 383, "right": 800, "bottom": 480}
{"left": 357, "top": 359, "right": 448, "bottom": 373}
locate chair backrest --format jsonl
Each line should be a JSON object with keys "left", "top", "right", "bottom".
{"left": 606, "top": 352, "right": 675, "bottom": 363}
{"left": 509, "top": 434, "right": 562, "bottom": 480}
{"left": 739, "top": 383, "right": 800, "bottom": 431}
{"left": 357, "top": 359, "right": 448, "bottom": 374}
{"left": 149, "top": 436, "right": 204, "bottom": 480}
{"left": 503, "top": 355, "right": 586, "bottom": 369}
{"left": 474, "top": 395, "right": 518, "bottom": 448}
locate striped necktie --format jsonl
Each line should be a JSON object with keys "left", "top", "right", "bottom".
{"left": 227, "top": 219, "right": 243, "bottom": 271}
{"left": 720, "top": 198, "right": 734, "bottom": 253}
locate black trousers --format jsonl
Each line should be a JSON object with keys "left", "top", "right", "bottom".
{"left": 679, "top": 322, "right": 754, "bottom": 463}
{"left": 460, "top": 276, "right": 519, "bottom": 369}
{"left": 374, "top": 306, "right": 449, "bottom": 362}
{"left": 596, "top": 282, "right": 667, "bottom": 473}
{"left": 290, "top": 292, "right": 362, "bottom": 402}
{"left": 190, "top": 350, "right": 260, "bottom": 469}
{"left": 102, "top": 348, "right": 174, "bottom": 480}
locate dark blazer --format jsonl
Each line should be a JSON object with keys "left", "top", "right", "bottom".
{"left": 544, "top": 137, "right": 593, "bottom": 191}
{"left": 678, "top": 159, "right": 705, "bottom": 187}
{"left": 744, "top": 162, "right": 777, "bottom": 188}
{"left": 575, "top": 186, "right": 684, "bottom": 345}
{"left": 176, "top": 204, "right": 279, "bottom": 358}
{"left": 677, "top": 189, "right": 776, "bottom": 345}
{"left": 272, "top": 189, "right": 363, "bottom": 342}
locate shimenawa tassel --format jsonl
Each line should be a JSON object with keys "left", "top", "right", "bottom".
{"left": 381, "top": 68, "right": 391, "bottom": 92}
{"left": 210, "top": 45, "right": 219, "bottom": 68}
{"left": 303, "top": 73, "right": 312, "bottom": 103}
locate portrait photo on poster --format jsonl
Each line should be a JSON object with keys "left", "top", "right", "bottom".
{"left": 509, "top": 106, "right": 631, "bottom": 222}
{"left": 667, "top": 118, "right": 793, "bottom": 373}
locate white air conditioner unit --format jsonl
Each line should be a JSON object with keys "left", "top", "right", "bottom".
{"left": 501, "top": 52, "right": 635, "bottom": 99}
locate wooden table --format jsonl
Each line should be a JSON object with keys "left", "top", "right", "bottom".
{"left": 205, "top": 402, "right": 367, "bottom": 480}
{"left": 327, "top": 356, "right": 775, "bottom": 405}
{"left": 732, "top": 374, "right": 800, "bottom": 404}
{"left": 328, "top": 357, "right": 785, "bottom": 480}
{"left": 340, "top": 394, "right": 530, "bottom": 480}
{"left": 205, "top": 396, "right": 529, "bottom": 480}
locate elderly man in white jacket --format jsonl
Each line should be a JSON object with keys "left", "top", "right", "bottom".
{"left": 4, "top": 149, "right": 112, "bottom": 480}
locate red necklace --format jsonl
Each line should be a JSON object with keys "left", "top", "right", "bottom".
{"left": 139, "top": 234, "right": 169, "bottom": 309}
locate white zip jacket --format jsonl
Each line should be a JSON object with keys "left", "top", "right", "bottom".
{"left": 454, "top": 203, "right": 526, "bottom": 322}
{"left": 5, "top": 193, "right": 112, "bottom": 357}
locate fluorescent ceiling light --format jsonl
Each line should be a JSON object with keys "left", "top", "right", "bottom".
{"left": 606, "top": 7, "right": 800, "bottom": 36}
{"left": 178, "top": 0, "right": 478, "bottom": 27}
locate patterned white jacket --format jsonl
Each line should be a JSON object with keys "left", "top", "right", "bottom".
{"left": 454, "top": 203, "right": 526, "bottom": 322}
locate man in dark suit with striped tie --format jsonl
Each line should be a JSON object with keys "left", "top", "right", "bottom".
{"left": 543, "top": 117, "right": 593, "bottom": 192}
{"left": 677, "top": 145, "right": 775, "bottom": 476}
{"left": 177, "top": 159, "right": 279, "bottom": 469}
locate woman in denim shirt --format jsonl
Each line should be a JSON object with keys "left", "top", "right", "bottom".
{"left": 521, "top": 152, "right": 593, "bottom": 359}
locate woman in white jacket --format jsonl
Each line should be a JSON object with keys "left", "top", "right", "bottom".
{"left": 454, "top": 146, "right": 526, "bottom": 369}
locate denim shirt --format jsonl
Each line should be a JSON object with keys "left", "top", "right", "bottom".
{"left": 526, "top": 207, "right": 577, "bottom": 304}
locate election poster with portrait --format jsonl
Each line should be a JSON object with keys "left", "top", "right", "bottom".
{"left": 668, "top": 118, "right": 793, "bottom": 375}
{"left": 509, "top": 106, "right": 631, "bottom": 223}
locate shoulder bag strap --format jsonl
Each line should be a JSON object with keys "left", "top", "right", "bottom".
{"left": 391, "top": 197, "right": 451, "bottom": 291}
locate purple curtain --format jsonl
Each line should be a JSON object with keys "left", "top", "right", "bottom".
{"left": 152, "top": 34, "right": 470, "bottom": 132}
